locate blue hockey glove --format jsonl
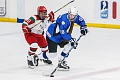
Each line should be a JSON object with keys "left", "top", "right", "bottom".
{"left": 70, "top": 38, "right": 78, "bottom": 49}
{"left": 80, "top": 26, "right": 88, "bottom": 35}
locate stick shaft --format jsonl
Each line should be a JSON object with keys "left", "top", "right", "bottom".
{"left": 54, "top": 0, "right": 75, "bottom": 13}
{"left": 31, "top": 0, "right": 75, "bottom": 29}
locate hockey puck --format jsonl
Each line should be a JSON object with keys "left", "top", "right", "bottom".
{"left": 50, "top": 74, "right": 54, "bottom": 77}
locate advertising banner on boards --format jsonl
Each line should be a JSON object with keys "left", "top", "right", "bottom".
{"left": 94, "top": 0, "right": 120, "bottom": 20}
{"left": 0, "top": 0, "right": 6, "bottom": 16}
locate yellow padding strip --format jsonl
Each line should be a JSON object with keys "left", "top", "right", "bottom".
{"left": 0, "top": 17, "right": 120, "bottom": 29}
{"left": 0, "top": 18, "right": 17, "bottom": 23}
{"left": 74, "top": 23, "right": 120, "bottom": 29}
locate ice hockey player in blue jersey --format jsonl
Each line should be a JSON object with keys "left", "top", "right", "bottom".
{"left": 45, "top": 7, "right": 88, "bottom": 70}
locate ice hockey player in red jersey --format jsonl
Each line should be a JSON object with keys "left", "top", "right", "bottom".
{"left": 22, "top": 6, "right": 54, "bottom": 68}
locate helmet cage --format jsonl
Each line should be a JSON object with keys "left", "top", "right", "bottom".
{"left": 37, "top": 6, "right": 47, "bottom": 20}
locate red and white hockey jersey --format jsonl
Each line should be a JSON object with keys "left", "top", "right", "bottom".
{"left": 22, "top": 15, "right": 51, "bottom": 35}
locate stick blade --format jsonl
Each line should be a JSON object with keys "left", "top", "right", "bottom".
{"left": 42, "top": 72, "right": 54, "bottom": 77}
{"left": 42, "top": 72, "right": 50, "bottom": 77}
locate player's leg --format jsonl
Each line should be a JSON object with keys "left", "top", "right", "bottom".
{"left": 45, "top": 36, "right": 58, "bottom": 58}
{"left": 40, "top": 46, "right": 52, "bottom": 64}
{"left": 27, "top": 43, "right": 39, "bottom": 68}
{"left": 24, "top": 34, "right": 39, "bottom": 68}
{"left": 37, "top": 35, "right": 52, "bottom": 64}
{"left": 58, "top": 42, "right": 71, "bottom": 70}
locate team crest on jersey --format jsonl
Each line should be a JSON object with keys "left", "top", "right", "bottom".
{"left": 79, "top": 17, "right": 84, "bottom": 21}
{"left": 62, "top": 21, "right": 65, "bottom": 25}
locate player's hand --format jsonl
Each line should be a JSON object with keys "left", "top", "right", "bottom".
{"left": 22, "top": 26, "right": 31, "bottom": 33}
{"left": 70, "top": 38, "right": 78, "bottom": 49}
{"left": 80, "top": 26, "right": 88, "bottom": 35}
{"left": 48, "top": 11, "right": 54, "bottom": 22}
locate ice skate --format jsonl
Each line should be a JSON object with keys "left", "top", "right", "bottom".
{"left": 27, "top": 54, "right": 39, "bottom": 69}
{"left": 58, "top": 60, "right": 70, "bottom": 71}
{"left": 43, "top": 59, "right": 52, "bottom": 64}
{"left": 39, "top": 59, "right": 52, "bottom": 65}
{"left": 38, "top": 52, "right": 52, "bottom": 65}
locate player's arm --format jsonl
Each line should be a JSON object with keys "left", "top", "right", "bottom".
{"left": 59, "top": 21, "right": 72, "bottom": 41}
{"left": 22, "top": 16, "right": 36, "bottom": 33}
{"left": 59, "top": 21, "right": 79, "bottom": 49}
{"left": 75, "top": 15, "right": 88, "bottom": 35}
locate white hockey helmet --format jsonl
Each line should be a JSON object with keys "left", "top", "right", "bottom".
{"left": 68, "top": 7, "right": 78, "bottom": 15}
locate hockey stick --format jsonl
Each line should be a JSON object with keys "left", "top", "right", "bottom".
{"left": 43, "top": 34, "right": 83, "bottom": 77}
{"left": 54, "top": 0, "right": 75, "bottom": 13}
{"left": 31, "top": 0, "right": 75, "bottom": 29}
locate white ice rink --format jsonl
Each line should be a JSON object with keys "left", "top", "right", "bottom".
{"left": 0, "top": 22, "right": 120, "bottom": 80}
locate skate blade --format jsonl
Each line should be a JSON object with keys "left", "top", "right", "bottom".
{"left": 45, "top": 63, "right": 53, "bottom": 65}
{"left": 57, "top": 68, "right": 70, "bottom": 71}
{"left": 28, "top": 65, "right": 35, "bottom": 69}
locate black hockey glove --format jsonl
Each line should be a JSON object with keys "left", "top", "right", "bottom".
{"left": 70, "top": 38, "right": 78, "bottom": 49}
{"left": 80, "top": 26, "right": 88, "bottom": 35}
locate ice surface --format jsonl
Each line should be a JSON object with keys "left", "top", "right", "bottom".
{"left": 0, "top": 22, "right": 120, "bottom": 80}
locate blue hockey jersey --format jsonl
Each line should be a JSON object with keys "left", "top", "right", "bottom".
{"left": 46, "top": 13, "right": 86, "bottom": 43}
